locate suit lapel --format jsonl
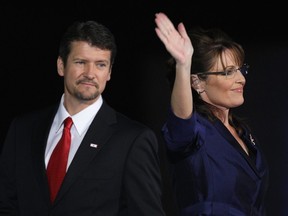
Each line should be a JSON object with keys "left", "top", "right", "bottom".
{"left": 54, "top": 102, "right": 117, "bottom": 203}
{"left": 30, "top": 106, "right": 58, "bottom": 204}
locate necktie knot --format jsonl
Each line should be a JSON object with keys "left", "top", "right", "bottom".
{"left": 64, "top": 117, "right": 73, "bottom": 130}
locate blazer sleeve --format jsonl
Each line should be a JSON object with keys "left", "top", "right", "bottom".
{"left": 0, "top": 118, "right": 19, "bottom": 215}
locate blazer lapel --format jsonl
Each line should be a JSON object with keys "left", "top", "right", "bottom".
{"left": 213, "top": 119, "right": 262, "bottom": 178}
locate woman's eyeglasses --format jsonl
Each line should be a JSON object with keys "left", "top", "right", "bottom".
{"left": 196, "top": 63, "right": 249, "bottom": 79}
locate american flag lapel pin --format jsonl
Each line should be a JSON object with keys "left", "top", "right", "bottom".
{"left": 249, "top": 134, "right": 256, "bottom": 145}
{"left": 90, "top": 143, "right": 98, "bottom": 148}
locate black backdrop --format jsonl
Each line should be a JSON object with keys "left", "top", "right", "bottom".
{"left": 1, "top": 1, "right": 288, "bottom": 215}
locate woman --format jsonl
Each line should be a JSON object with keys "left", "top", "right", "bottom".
{"left": 155, "top": 12, "right": 268, "bottom": 216}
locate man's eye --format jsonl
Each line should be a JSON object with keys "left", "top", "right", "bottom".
{"left": 96, "top": 63, "right": 108, "bottom": 69}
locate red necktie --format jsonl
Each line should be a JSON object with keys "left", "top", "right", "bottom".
{"left": 47, "top": 117, "right": 73, "bottom": 203}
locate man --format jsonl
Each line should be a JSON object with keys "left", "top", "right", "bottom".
{"left": 0, "top": 20, "right": 166, "bottom": 216}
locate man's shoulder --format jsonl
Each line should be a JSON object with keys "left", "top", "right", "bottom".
{"left": 12, "top": 104, "right": 57, "bottom": 125}
{"left": 115, "top": 111, "right": 151, "bottom": 131}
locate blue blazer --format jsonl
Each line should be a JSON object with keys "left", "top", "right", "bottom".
{"left": 0, "top": 101, "right": 166, "bottom": 216}
{"left": 162, "top": 110, "right": 269, "bottom": 216}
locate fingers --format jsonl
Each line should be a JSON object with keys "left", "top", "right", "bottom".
{"left": 155, "top": 12, "right": 175, "bottom": 38}
{"left": 177, "top": 23, "right": 189, "bottom": 40}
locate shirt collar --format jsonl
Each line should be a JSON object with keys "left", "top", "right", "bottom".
{"left": 55, "top": 94, "right": 103, "bottom": 136}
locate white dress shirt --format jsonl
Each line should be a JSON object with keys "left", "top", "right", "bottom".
{"left": 45, "top": 94, "right": 103, "bottom": 169}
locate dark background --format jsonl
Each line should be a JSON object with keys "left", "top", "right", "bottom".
{"left": 1, "top": 1, "right": 288, "bottom": 215}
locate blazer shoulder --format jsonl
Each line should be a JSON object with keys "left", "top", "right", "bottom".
{"left": 101, "top": 101, "right": 155, "bottom": 136}
{"left": 10, "top": 104, "right": 58, "bottom": 127}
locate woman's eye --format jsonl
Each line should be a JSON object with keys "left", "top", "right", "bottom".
{"left": 225, "top": 67, "right": 236, "bottom": 75}
{"left": 227, "top": 70, "right": 234, "bottom": 75}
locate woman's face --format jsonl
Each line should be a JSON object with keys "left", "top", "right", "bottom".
{"left": 199, "top": 51, "right": 246, "bottom": 110}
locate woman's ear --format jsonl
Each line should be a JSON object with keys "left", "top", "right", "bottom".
{"left": 191, "top": 74, "right": 205, "bottom": 94}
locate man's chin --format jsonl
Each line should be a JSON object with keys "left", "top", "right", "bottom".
{"left": 75, "top": 92, "right": 99, "bottom": 101}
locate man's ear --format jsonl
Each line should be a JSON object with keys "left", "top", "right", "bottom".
{"left": 57, "top": 57, "right": 64, "bottom": 77}
{"left": 191, "top": 74, "right": 205, "bottom": 94}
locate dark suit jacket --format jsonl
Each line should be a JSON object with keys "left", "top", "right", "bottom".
{"left": 0, "top": 101, "right": 166, "bottom": 216}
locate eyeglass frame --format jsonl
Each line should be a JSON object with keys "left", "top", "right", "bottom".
{"left": 195, "top": 63, "right": 249, "bottom": 78}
